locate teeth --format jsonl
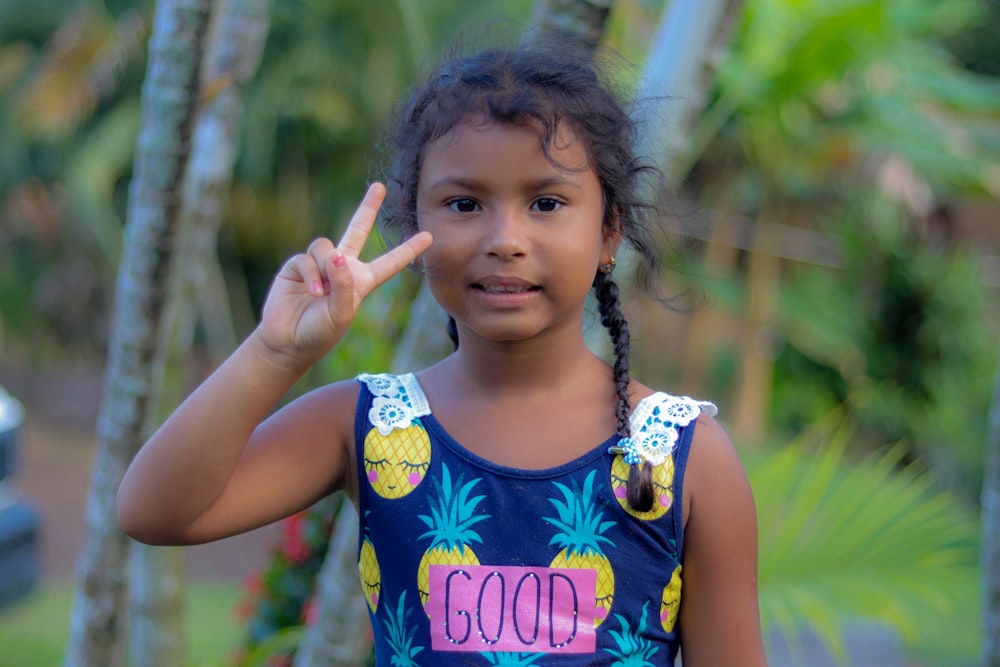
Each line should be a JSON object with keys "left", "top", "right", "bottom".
{"left": 483, "top": 285, "right": 528, "bottom": 293}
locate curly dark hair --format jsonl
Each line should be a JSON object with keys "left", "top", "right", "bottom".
{"left": 380, "top": 38, "right": 663, "bottom": 512}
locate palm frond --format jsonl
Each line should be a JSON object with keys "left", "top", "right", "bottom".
{"left": 751, "top": 416, "right": 979, "bottom": 659}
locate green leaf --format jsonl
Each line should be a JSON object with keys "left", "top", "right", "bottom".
{"left": 237, "top": 626, "right": 304, "bottom": 667}
{"left": 750, "top": 417, "right": 979, "bottom": 657}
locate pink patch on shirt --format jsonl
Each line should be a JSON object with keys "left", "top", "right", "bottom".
{"left": 427, "top": 564, "right": 597, "bottom": 654}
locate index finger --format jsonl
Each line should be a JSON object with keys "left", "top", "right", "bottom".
{"left": 366, "top": 231, "right": 434, "bottom": 290}
{"left": 336, "top": 183, "right": 387, "bottom": 258}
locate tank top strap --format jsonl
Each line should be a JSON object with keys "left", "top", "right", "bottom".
{"left": 625, "top": 392, "right": 718, "bottom": 466}
{"left": 356, "top": 372, "right": 431, "bottom": 436}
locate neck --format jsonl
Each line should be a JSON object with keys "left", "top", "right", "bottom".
{"left": 436, "top": 329, "right": 615, "bottom": 401}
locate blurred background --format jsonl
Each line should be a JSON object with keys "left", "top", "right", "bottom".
{"left": 0, "top": 0, "right": 997, "bottom": 665}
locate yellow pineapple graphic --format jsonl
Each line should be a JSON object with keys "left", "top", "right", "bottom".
{"left": 660, "top": 564, "right": 682, "bottom": 632}
{"left": 364, "top": 421, "right": 431, "bottom": 499}
{"left": 358, "top": 516, "right": 381, "bottom": 613}
{"left": 544, "top": 469, "right": 616, "bottom": 626}
{"left": 416, "top": 463, "right": 489, "bottom": 612}
{"left": 609, "top": 454, "right": 676, "bottom": 521}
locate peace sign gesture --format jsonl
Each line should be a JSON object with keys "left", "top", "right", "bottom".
{"left": 257, "top": 183, "right": 433, "bottom": 367}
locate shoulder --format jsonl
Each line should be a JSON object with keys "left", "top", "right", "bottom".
{"left": 628, "top": 382, "right": 737, "bottom": 519}
{"left": 265, "top": 378, "right": 362, "bottom": 449}
{"left": 686, "top": 412, "right": 748, "bottom": 508}
{"left": 291, "top": 376, "right": 363, "bottom": 411}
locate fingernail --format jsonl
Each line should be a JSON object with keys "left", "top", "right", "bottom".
{"left": 311, "top": 281, "right": 323, "bottom": 295}
{"left": 333, "top": 253, "right": 347, "bottom": 268}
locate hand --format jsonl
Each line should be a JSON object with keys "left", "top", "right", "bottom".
{"left": 256, "top": 183, "right": 433, "bottom": 366}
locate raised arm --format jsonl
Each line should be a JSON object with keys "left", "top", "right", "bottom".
{"left": 678, "top": 415, "right": 768, "bottom": 666}
{"left": 116, "top": 183, "right": 432, "bottom": 546}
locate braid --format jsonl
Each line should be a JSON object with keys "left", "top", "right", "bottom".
{"left": 594, "top": 270, "right": 655, "bottom": 512}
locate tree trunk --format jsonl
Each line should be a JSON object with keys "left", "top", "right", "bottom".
{"left": 635, "top": 0, "right": 739, "bottom": 181}
{"left": 731, "top": 215, "right": 780, "bottom": 445}
{"left": 63, "top": 2, "right": 211, "bottom": 666}
{"left": 524, "top": 0, "right": 614, "bottom": 52}
{"left": 124, "top": 1, "right": 273, "bottom": 665}
{"left": 292, "top": 497, "right": 372, "bottom": 667}
{"left": 982, "top": 343, "right": 1000, "bottom": 667}
{"left": 593, "top": 0, "right": 741, "bottom": 357}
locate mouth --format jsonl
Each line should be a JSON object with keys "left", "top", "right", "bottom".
{"left": 472, "top": 277, "right": 541, "bottom": 294}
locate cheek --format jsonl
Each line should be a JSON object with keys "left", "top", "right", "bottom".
{"left": 420, "top": 240, "right": 467, "bottom": 284}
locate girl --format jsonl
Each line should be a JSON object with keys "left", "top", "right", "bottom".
{"left": 118, "top": 41, "right": 766, "bottom": 666}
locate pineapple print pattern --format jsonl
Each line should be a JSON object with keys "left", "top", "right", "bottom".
{"left": 609, "top": 454, "right": 675, "bottom": 521}
{"left": 604, "top": 602, "right": 660, "bottom": 666}
{"left": 365, "top": 423, "right": 431, "bottom": 498}
{"left": 544, "top": 469, "right": 616, "bottom": 626}
{"left": 660, "top": 565, "right": 682, "bottom": 633}
{"left": 358, "top": 514, "right": 381, "bottom": 613}
{"left": 384, "top": 590, "right": 424, "bottom": 667}
{"left": 360, "top": 373, "right": 433, "bottom": 499}
{"left": 355, "top": 375, "right": 704, "bottom": 664}
{"left": 417, "top": 462, "right": 489, "bottom": 611}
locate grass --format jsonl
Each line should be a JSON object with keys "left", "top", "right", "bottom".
{"left": 0, "top": 578, "right": 244, "bottom": 667}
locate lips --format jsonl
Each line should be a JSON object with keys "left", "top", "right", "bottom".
{"left": 470, "top": 276, "right": 541, "bottom": 308}
{"left": 472, "top": 276, "right": 540, "bottom": 293}
{"left": 479, "top": 284, "right": 537, "bottom": 294}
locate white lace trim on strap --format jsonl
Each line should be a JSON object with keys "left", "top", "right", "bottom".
{"left": 620, "top": 393, "right": 718, "bottom": 466}
{"left": 357, "top": 373, "right": 431, "bottom": 436}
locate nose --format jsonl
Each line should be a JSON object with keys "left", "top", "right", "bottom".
{"left": 484, "top": 206, "right": 530, "bottom": 260}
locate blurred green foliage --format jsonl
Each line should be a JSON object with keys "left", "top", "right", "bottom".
{"left": 677, "top": 0, "right": 1000, "bottom": 500}
{"left": 0, "top": 0, "right": 534, "bottom": 362}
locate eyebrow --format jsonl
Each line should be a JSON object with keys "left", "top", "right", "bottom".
{"left": 423, "top": 175, "right": 584, "bottom": 192}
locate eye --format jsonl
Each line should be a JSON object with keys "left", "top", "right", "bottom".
{"left": 531, "top": 197, "right": 562, "bottom": 213}
{"left": 446, "top": 197, "right": 480, "bottom": 213}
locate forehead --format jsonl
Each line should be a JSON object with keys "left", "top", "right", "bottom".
{"left": 421, "top": 116, "right": 593, "bottom": 175}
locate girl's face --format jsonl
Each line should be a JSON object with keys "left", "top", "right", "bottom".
{"left": 416, "top": 118, "right": 619, "bottom": 345}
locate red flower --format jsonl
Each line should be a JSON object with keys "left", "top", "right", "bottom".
{"left": 300, "top": 596, "right": 319, "bottom": 625}
{"left": 280, "top": 513, "right": 311, "bottom": 564}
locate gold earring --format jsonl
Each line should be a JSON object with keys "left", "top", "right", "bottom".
{"left": 598, "top": 256, "right": 616, "bottom": 274}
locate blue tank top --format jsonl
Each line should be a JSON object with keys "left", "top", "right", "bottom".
{"left": 353, "top": 372, "right": 716, "bottom": 666}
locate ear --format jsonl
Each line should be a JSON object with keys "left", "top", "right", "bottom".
{"left": 602, "top": 213, "right": 624, "bottom": 260}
